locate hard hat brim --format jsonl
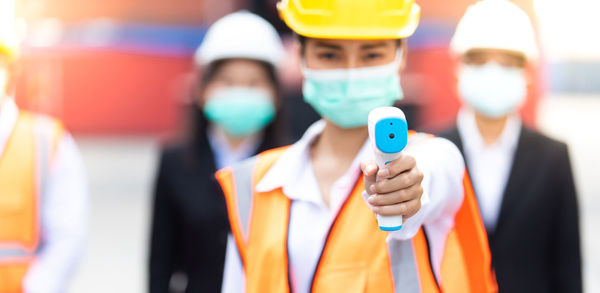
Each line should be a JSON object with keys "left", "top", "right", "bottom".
{"left": 278, "top": 2, "right": 420, "bottom": 40}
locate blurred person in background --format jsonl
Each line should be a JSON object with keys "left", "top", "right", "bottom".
{"left": 0, "top": 36, "right": 87, "bottom": 292}
{"left": 149, "top": 11, "right": 290, "bottom": 293}
{"left": 439, "top": 0, "right": 582, "bottom": 292}
{"left": 217, "top": 0, "right": 496, "bottom": 292}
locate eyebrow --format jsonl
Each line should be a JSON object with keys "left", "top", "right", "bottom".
{"left": 314, "top": 42, "right": 343, "bottom": 50}
{"left": 361, "top": 42, "right": 390, "bottom": 50}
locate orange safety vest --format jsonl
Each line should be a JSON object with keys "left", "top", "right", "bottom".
{"left": 0, "top": 111, "right": 64, "bottom": 293}
{"left": 216, "top": 132, "right": 497, "bottom": 293}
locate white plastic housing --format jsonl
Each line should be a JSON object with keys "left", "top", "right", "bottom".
{"left": 367, "top": 107, "right": 408, "bottom": 231}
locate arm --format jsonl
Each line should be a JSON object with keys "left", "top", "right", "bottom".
{"left": 221, "top": 234, "right": 245, "bottom": 293}
{"left": 149, "top": 152, "right": 179, "bottom": 293}
{"left": 23, "top": 134, "right": 88, "bottom": 293}
{"left": 362, "top": 137, "right": 464, "bottom": 240}
{"left": 553, "top": 145, "right": 582, "bottom": 293}
{"left": 392, "top": 138, "right": 464, "bottom": 239}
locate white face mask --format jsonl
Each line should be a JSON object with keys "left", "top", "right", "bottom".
{"left": 458, "top": 62, "right": 527, "bottom": 118}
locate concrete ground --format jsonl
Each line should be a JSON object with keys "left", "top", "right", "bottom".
{"left": 68, "top": 95, "right": 600, "bottom": 292}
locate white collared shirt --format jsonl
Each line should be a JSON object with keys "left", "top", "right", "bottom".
{"left": 207, "top": 125, "right": 262, "bottom": 170}
{"left": 222, "top": 120, "right": 466, "bottom": 292}
{"left": 457, "top": 108, "right": 521, "bottom": 232}
{"left": 0, "top": 98, "right": 88, "bottom": 293}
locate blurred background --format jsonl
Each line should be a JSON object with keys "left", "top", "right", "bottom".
{"left": 3, "top": 0, "right": 599, "bottom": 291}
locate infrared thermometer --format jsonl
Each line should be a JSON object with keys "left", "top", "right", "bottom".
{"left": 367, "top": 107, "right": 408, "bottom": 231}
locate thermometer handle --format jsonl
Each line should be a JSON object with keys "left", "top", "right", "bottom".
{"left": 368, "top": 107, "right": 408, "bottom": 232}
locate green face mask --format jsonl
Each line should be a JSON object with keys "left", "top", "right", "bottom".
{"left": 301, "top": 56, "right": 404, "bottom": 128}
{"left": 203, "top": 87, "right": 276, "bottom": 137}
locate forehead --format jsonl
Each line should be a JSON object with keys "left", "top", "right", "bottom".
{"left": 304, "top": 38, "right": 398, "bottom": 51}
{"left": 463, "top": 48, "right": 526, "bottom": 62}
{"left": 214, "top": 58, "right": 267, "bottom": 73}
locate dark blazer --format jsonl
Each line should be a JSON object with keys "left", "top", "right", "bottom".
{"left": 149, "top": 133, "right": 283, "bottom": 293}
{"left": 439, "top": 126, "right": 582, "bottom": 293}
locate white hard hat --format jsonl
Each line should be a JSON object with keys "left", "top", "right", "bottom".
{"left": 450, "top": 0, "right": 539, "bottom": 60}
{"left": 195, "top": 11, "right": 285, "bottom": 67}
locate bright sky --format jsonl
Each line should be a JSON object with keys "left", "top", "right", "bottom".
{"left": 0, "top": 0, "right": 15, "bottom": 42}
{"left": 534, "top": 0, "right": 600, "bottom": 61}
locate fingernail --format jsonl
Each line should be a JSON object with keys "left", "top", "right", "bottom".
{"left": 378, "top": 168, "right": 390, "bottom": 178}
{"left": 370, "top": 185, "right": 376, "bottom": 193}
{"left": 367, "top": 163, "right": 377, "bottom": 173}
{"left": 368, "top": 195, "right": 375, "bottom": 203}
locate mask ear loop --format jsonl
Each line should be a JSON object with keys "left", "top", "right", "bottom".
{"left": 392, "top": 47, "right": 404, "bottom": 69}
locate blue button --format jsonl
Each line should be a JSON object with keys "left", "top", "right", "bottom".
{"left": 374, "top": 118, "right": 408, "bottom": 154}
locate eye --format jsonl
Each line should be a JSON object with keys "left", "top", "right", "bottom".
{"left": 318, "top": 52, "right": 339, "bottom": 61}
{"left": 364, "top": 52, "right": 383, "bottom": 61}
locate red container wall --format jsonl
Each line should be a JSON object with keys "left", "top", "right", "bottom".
{"left": 15, "top": 49, "right": 193, "bottom": 135}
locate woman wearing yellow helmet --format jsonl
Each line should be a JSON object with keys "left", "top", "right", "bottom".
{"left": 217, "top": 1, "right": 497, "bottom": 292}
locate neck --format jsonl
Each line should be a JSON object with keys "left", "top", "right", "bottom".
{"left": 224, "top": 131, "right": 256, "bottom": 150}
{"left": 211, "top": 124, "right": 255, "bottom": 150}
{"left": 311, "top": 121, "right": 368, "bottom": 162}
{"left": 474, "top": 112, "right": 509, "bottom": 146}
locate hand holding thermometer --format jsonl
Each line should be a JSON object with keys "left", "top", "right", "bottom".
{"left": 367, "top": 107, "right": 408, "bottom": 231}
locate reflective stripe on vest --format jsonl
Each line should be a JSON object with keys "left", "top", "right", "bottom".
{"left": 0, "top": 112, "right": 64, "bottom": 292}
{"left": 216, "top": 134, "right": 497, "bottom": 293}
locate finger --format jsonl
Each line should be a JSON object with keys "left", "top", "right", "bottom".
{"left": 372, "top": 198, "right": 421, "bottom": 217}
{"left": 403, "top": 198, "right": 422, "bottom": 220}
{"left": 377, "top": 154, "right": 416, "bottom": 179}
{"left": 361, "top": 160, "right": 379, "bottom": 195}
{"left": 373, "top": 167, "right": 423, "bottom": 195}
{"left": 368, "top": 183, "right": 423, "bottom": 206}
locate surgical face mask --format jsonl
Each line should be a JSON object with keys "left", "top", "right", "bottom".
{"left": 458, "top": 62, "right": 527, "bottom": 118}
{"left": 301, "top": 53, "right": 404, "bottom": 128}
{"left": 203, "top": 87, "right": 276, "bottom": 137}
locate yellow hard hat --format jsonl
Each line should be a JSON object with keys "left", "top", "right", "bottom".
{"left": 0, "top": 42, "right": 17, "bottom": 61}
{"left": 277, "top": 0, "right": 420, "bottom": 39}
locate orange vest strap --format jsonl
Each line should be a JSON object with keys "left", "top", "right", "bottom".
{"left": 0, "top": 258, "right": 32, "bottom": 293}
{"left": 215, "top": 146, "right": 290, "bottom": 264}
{"left": 438, "top": 171, "right": 497, "bottom": 292}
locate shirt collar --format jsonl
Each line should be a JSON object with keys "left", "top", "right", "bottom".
{"left": 0, "top": 98, "right": 19, "bottom": 157}
{"left": 457, "top": 107, "right": 521, "bottom": 153}
{"left": 207, "top": 124, "right": 262, "bottom": 170}
{"left": 255, "top": 119, "right": 371, "bottom": 203}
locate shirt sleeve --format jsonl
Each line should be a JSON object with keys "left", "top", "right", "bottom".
{"left": 386, "top": 137, "right": 465, "bottom": 280}
{"left": 222, "top": 234, "right": 245, "bottom": 293}
{"left": 23, "top": 134, "right": 88, "bottom": 293}
{"left": 386, "top": 137, "right": 465, "bottom": 240}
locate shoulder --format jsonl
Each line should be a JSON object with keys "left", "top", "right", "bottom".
{"left": 159, "top": 143, "right": 187, "bottom": 162}
{"left": 436, "top": 126, "right": 461, "bottom": 144}
{"left": 157, "top": 142, "right": 198, "bottom": 174}
{"left": 21, "top": 111, "right": 68, "bottom": 140}
{"left": 255, "top": 145, "right": 291, "bottom": 163}
{"left": 226, "top": 145, "right": 290, "bottom": 175}
{"left": 520, "top": 126, "right": 569, "bottom": 160}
